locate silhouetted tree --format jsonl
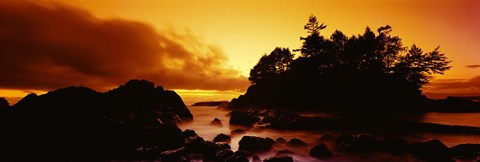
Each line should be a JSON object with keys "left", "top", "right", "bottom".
{"left": 249, "top": 47, "right": 294, "bottom": 84}
{"left": 232, "top": 15, "right": 451, "bottom": 111}
{"left": 394, "top": 45, "right": 451, "bottom": 88}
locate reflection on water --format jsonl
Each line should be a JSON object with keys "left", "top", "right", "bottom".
{"left": 179, "top": 106, "right": 480, "bottom": 161}
{"left": 422, "top": 112, "right": 480, "bottom": 128}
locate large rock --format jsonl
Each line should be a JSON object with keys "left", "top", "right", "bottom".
{"left": 380, "top": 136, "right": 408, "bottom": 155}
{"left": 210, "top": 118, "right": 222, "bottom": 126}
{"left": 262, "top": 110, "right": 301, "bottom": 129}
{"left": 238, "top": 136, "right": 274, "bottom": 152}
{"left": 0, "top": 79, "right": 193, "bottom": 161}
{"left": 263, "top": 155, "right": 293, "bottom": 162}
{"left": 411, "top": 139, "right": 454, "bottom": 162}
{"left": 449, "top": 144, "right": 480, "bottom": 160}
{"left": 229, "top": 110, "right": 260, "bottom": 127}
{"left": 213, "top": 133, "right": 231, "bottom": 143}
{"left": 310, "top": 144, "right": 333, "bottom": 159}
{"left": 0, "top": 97, "right": 9, "bottom": 109}
{"left": 286, "top": 138, "right": 308, "bottom": 147}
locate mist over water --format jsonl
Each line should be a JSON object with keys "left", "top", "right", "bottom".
{"left": 178, "top": 106, "right": 480, "bottom": 161}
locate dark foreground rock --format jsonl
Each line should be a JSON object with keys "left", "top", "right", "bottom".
{"left": 263, "top": 155, "right": 293, "bottom": 162}
{"left": 310, "top": 144, "right": 333, "bottom": 159}
{"left": 211, "top": 118, "right": 223, "bottom": 126}
{"left": 286, "top": 138, "right": 308, "bottom": 147}
{"left": 411, "top": 139, "right": 454, "bottom": 162}
{"left": 238, "top": 136, "right": 274, "bottom": 153}
{"left": 0, "top": 80, "right": 192, "bottom": 161}
{"left": 213, "top": 133, "right": 231, "bottom": 143}
{"left": 229, "top": 110, "right": 260, "bottom": 127}
{"left": 231, "top": 129, "right": 247, "bottom": 136}
{"left": 0, "top": 97, "right": 9, "bottom": 109}
{"left": 449, "top": 144, "right": 480, "bottom": 160}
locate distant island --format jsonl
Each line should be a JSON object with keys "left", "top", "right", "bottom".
{"left": 227, "top": 15, "right": 480, "bottom": 113}
{"left": 192, "top": 101, "right": 229, "bottom": 107}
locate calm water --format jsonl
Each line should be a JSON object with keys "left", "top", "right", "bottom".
{"left": 178, "top": 106, "right": 480, "bottom": 162}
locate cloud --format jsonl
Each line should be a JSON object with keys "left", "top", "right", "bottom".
{"left": 0, "top": 1, "right": 249, "bottom": 92}
{"left": 465, "top": 65, "right": 480, "bottom": 69}
{"left": 424, "top": 75, "right": 480, "bottom": 97}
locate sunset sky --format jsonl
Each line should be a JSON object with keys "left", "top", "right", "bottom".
{"left": 1, "top": 0, "right": 480, "bottom": 104}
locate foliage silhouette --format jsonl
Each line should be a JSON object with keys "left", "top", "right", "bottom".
{"left": 230, "top": 15, "right": 453, "bottom": 112}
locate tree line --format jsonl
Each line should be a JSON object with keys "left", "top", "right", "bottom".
{"left": 241, "top": 15, "right": 451, "bottom": 111}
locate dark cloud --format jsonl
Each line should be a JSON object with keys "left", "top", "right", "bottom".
{"left": 0, "top": 1, "right": 249, "bottom": 91}
{"left": 465, "top": 65, "right": 480, "bottom": 69}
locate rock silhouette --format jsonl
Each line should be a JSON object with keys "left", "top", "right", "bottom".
{"left": 0, "top": 98, "right": 8, "bottom": 109}
{"left": 0, "top": 79, "right": 192, "bottom": 161}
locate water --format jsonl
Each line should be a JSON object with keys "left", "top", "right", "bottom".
{"left": 421, "top": 112, "right": 480, "bottom": 128}
{"left": 178, "top": 106, "right": 480, "bottom": 161}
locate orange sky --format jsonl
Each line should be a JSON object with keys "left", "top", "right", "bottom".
{"left": 1, "top": 0, "right": 480, "bottom": 104}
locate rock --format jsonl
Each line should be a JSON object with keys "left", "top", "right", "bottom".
{"left": 252, "top": 155, "right": 262, "bottom": 162}
{"left": 213, "top": 133, "right": 231, "bottom": 143}
{"left": 231, "top": 129, "right": 247, "bottom": 136}
{"left": 226, "top": 153, "right": 249, "bottom": 162}
{"left": 215, "top": 142, "right": 232, "bottom": 150}
{"left": 349, "top": 134, "right": 379, "bottom": 153}
{"left": 310, "top": 144, "right": 333, "bottom": 159}
{"left": 381, "top": 136, "right": 408, "bottom": 155}
{"left": 449, "top": 144, "right": 480, "bottom": 160}
{"left": 229, "top": 110, "right": 260, "bottom": 127}
{"left": 335, "top": 133, "right": 354, "bottom": 152}
{"left": 184, "top": 133, "right": 207, "bottom": 154}
{"left": 287, "top": 138, "right": 308, "bottom": 147}
{"left": 182, "top": 129, "right": 197, "bottom": 139}
{"left": 160, "top": 146, "right": 188, "bottom": 162}
{"left": 0, "top": 80, "right": 194, "bottom": 161}
{"left": 262, "top": 110, "right": 301, "bottom": 129}
{"left": 211, "top": 118, "right": 223, "bottom": 126}
{"left": 238, "top": 136, "right": 274, "bottom": 152}
{"left": 216, "top": 149, "right": 235, "bottom": 160}
{"left": 0, "top": 97, "right": 9, "bottom": 108}
{"left": 411, "top": 139, "right": 454, "bottom": 162}
{"left": 276, "top": 137, "right": 287, "bottom": 144}
{"left": 263, "top": 155, "right": 293, "bottom": 162}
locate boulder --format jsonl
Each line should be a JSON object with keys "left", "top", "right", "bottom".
{"left": 381, "top": 136, "right": 408, "bottom": 155}
{"left": 263, "top": 155, "right": 293, "bottom": 162}
{"left": 0, "top": 97, "right": 9, "bottom": 109}
{"left": 262, "top": 110, "right": 301, "bottom": 129}
{"left": 226, "top": 153, "right": 249, "bottom": 162}
{"left": 213, "top": 133, "right": 231, "bottom": 143}
{"left": 160, "top": 146, "right": 188, "bottom": 162}
{"left": 231, "top": 129, "right": 247, "bottom": 136}
{"left": 275, "top": 137, "right": 287, "bottom": 144}
{"left": 211, "top": 118, "right": 223, "bottom": 126}
{"left": 310, "top": 144, "right": 333, "bottom": 159}
{"left": 287, "top": 138, "right": 308, "bottom": 147}
{"left": 0, "top": 80, "right": 192, "bottom": 160}
{"left": 449, "top": 144, "right": 480, "bottom": 160}
{"left": 335, "top": 133, "right": 354, "bottom": 152}
{"left": 411, "top": 139, "right": 454, "bottom": 162}
{"left": 215, "top": 149, "right": 235, "bottom": 161}
{"left": 229, "top": 110, "right": 260, "bottom": 127}
{"left": 252, "top": 155, "right": 262, "bottom": 162}
{"left": 349, "top": 134, "right": 379, "bottom": 153}
{"left": 238, "top": 136, "right": 274, "bottom": 152}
